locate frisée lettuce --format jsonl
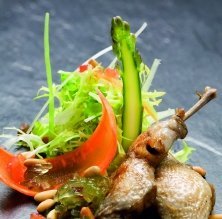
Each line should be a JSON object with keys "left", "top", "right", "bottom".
{"left": 0, "top": 14, "right": 193, "bottom": 166}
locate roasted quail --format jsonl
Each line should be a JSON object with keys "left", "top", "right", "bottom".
{"left": 155, "top": 154, "right": 215, "bottom": 219}
{"left": 97, "top": 87, "right": 217, "bottom": 219}
{"left": 97, "top": 110, "right": 188, "bottom": 218}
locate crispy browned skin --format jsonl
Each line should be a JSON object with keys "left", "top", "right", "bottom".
{"left": 96, "top": 111, "right": 187, "bottom": 218}
{"left": 155, "top": 155, "right": 215, "bottom": 219}
{"left": 97, "top": 157, "right": 156, "bottom": 219}
{"left": 97, "top": 88, "right": 217, "bottom": 219}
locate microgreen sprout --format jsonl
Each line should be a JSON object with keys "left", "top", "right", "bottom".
{"left": 44, "top": 12, "right": 55, "bottom": 135}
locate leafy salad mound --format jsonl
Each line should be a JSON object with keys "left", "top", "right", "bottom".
{"left": 0, "top": 13, "right": 197, "bottom": 219}
{"left": 1, "top": 15, "right": 184, "bottom": 162}
{"left": 0, "top": 14, "right": 194, "bottom": 166}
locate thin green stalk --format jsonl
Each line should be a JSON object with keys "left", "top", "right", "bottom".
{"left": 44, "top": 12, "right": 55, "bottom": 133}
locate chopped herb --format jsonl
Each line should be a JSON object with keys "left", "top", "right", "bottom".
{"left": 55, "top": 176, "right": 110, "bottom": 217}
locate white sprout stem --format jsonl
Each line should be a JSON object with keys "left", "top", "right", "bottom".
{"left": 24, "top": 142, "right": 51, "bottom": 158}
{"left": 142, "top": 59, "right": 161, "bottom": 91}
{"left": 108, "top": 57, "right": 118, "bottom": 68}
{"left": 27, "top": 101, "right": 49, "bottom": 133}
{"left": 135, "top": 22, "right": 148, "bottom": 37}
{"left": 78, "top": 46, "right": 112, "bottom": 68}
{"left": 27, "top": 22, "right": 148, "bottom": 134}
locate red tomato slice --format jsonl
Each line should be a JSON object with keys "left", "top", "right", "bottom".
{"left": 104, "top": 68, "right": 119, "bottom": 78}
{"left": 45, "top": 90, "right": 117, "bottom": 175}
{"left": 0, "top": 91, "right": 117, "bottom": 196}
{"left": 79, "top": 64, "right": 88, "bottom": 72}
{"left": 0, "top": 148, "right": 36, "bottom": 196}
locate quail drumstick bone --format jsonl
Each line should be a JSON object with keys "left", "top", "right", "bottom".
{"left": 97, "top": 87, "right": 217, "bottom": 218}
{"left": 183, "top": 86, "right": 217, "bottom": 121}
{"left": 154, "top": 87, "right": 217, "bottom": 219}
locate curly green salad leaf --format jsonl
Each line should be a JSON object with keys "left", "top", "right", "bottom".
{"left": 0, "top": 15, "right": 195, "bottom": 166}
{"left": 0, "top": 14, "right": 197, "bottom": 219}
{"left": 172, "top": 141, "right": 196, "bottom": 163}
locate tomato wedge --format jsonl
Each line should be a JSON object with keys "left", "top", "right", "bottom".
{"left": 104, "top": 68, "right": 119, "bottom": 79}
{"left": 45, "top": 90, "right": 117, "bottom": 174}
{"left": 0, "top": 148, "right": 36, "bottom": 196}
{"left": 79, "top": 64, "right": 88, "bottom": 72}
{"left": 0, "top": 91, "right": 117, "bottom": 196}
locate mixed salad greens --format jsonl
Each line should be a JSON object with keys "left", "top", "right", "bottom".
{"left": 0, "top": 13, "right": 195, "bottom": 218}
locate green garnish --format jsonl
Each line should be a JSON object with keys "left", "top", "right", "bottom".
{"left": 111, "top": 16, "right": 143, "bottom": 151}
{"left": 172, "top": 141, "right": 196, "bottom": 163}
{"left": 0, "top": 15, "right": 173, "bottom": 161}
{"left": 44, "top": 13, "right": 55, "bottom": 134}
{"left": 0, "top": 15, "right": 197, "bottom": 218}
{"left": 55, "top": 176, "right": 110, "bottom": 217}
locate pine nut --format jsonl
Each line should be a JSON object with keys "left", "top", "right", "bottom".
{"left": 192, "top": 166, "right": 206, "bottom": 177}
{"left": 47, "top": 209, "right": 58, "bottom": 219}
{"left": 209, "top": 214, "right": 222, "bottom": 219}
{"left": 37, "top": 199, "right": 55, "bottom": 212}
{"left": 34, "top": 190, "right": 57, "bottom": 202}
{"left": 24, "top": 158, "right": 48, "bottom": 166}
{"left": 83, "top": 166, "right": 101, "bottom": 177}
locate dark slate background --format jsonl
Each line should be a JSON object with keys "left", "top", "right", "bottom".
{"left": 0, "top": 0, "right": 221, "bottom": 218}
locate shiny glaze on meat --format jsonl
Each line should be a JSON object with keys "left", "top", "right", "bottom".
{"left": 155, "top": 155, "right": 215, "bottom": 219}
{"left": 97, "top": 157, "right": 156, "bottom": 218}
{"left": 96, "top": 111, "right": 188, "bottom": 218}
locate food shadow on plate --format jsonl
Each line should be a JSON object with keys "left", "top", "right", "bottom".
{"left": 139, "top": 205, "right": 161, "bottom": 219}
{"left": 0, "top": 188, "right": 35, "bottom": 213}
{"left": 115, "top": 206, "right": 161, "bottom": 219}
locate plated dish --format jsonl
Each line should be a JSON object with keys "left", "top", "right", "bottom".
{"left": 0, "top": 14, "right": 221, "bottom": 219}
